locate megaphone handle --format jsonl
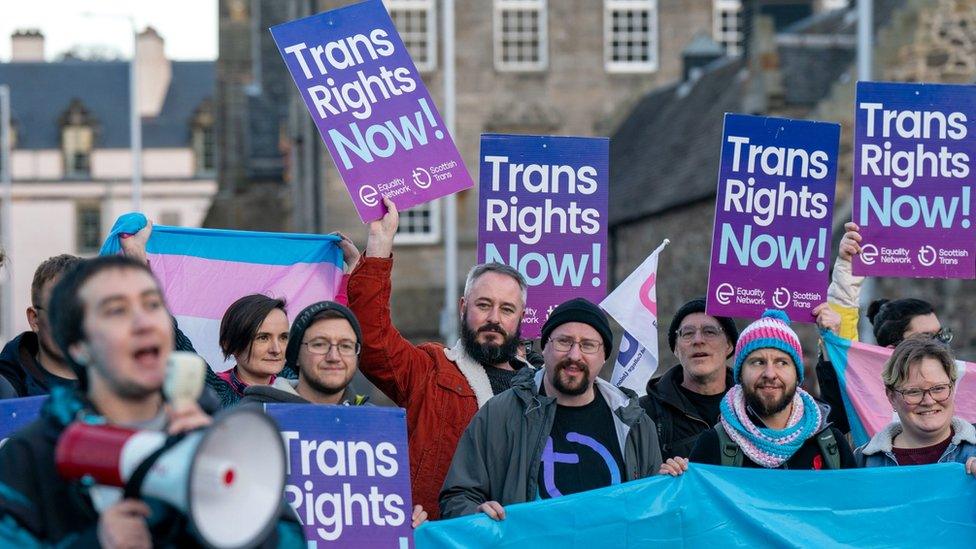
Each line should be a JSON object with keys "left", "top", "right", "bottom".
{"left": 123, "top": 433, "right": 187, "bottom": 500}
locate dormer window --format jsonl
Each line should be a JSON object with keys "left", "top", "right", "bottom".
{"left": 191, "top": 99, "right": 215, "bottom": 175}
{"left": 59, "top": 99, "right": 95, "bottom": 179}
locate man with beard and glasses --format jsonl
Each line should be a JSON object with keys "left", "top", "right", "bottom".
{"left": 0, "top": 255, "right": 83, "bottom": 398}
{"left": 347, "top": 197, "right": 531, "bottom": 519}
{"left": 660, "top": 310, "right": 855, "bottom": 474}
{"left": 439, "top": 298, "right": 661, "bottom": 520}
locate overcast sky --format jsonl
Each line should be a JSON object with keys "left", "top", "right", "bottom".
{"left": 0, "top": 0, "right": 218, "bottom": 61}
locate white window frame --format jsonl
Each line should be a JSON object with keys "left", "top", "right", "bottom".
{"left": 713, "top": 0, "right": 743, "bottom": 57}
{"left": 493, "top": 0, "right": 548, "bottom": 72}
{"left": 604, "top": 0, "right": 658, "bottom": 73}
{"left": 821, "top": 0, "right": 849, "bottom": 10}
{"left": 384, "top": 0, "right": 438, "bottom": 73}
{"left": 394, "top": 199, "right": 441, "bottom": 244}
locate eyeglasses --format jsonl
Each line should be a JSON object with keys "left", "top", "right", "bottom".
{"left": 890, "top": 382, "right": 953, "bottom": 405}
{"left": 924, "top": 327, "right": 954, "bottom": 345}
{"left": 548, "top": 336, "right": 603, "bottom": 355}
{"left": 677, "top": 325, "right": 724, "bottom": 341}
{"left": 302, "top": 340, "right": 360, "bottom": 356}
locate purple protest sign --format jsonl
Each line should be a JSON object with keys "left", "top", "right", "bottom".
{"left": 271, "top": 0, "right": 472, "bottom": 223}
{"left": 477, "top": 135, "right": 608, "bottom": 338}
{"left": 852, "top": 81, "right": 976, "bottom": 278}
{"left": 266, "top": 404, "right": 414, "bottom": 548}
{"left": 0, "top": 396, "right": 44, "bottom": 445}
{"left": 706, "top": 114, "right": 839, "bottom": 322}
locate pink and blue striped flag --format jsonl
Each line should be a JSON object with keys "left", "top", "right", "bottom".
{"left": 100, "top": 213, "right": 343, "bottom": 372}
{"left": 821, "top": 330, "right": 976, "bottom": 446}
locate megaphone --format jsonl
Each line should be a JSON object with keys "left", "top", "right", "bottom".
{"left": 55, "top": 407, "right": 286, "bottom": 549}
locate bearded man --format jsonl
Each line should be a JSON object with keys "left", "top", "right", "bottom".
{"left": 439, "top": 298, "right": 662, "bottom": 520}
{"left": 660, "top": 310, "right": 856, "bottom": 474}
{"left": 347, "top": 197, "right": 531, "bottom": 519}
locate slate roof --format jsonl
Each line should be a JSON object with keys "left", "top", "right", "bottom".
{"left": 609, "top": 57, "right": 746, "bottom": 227}
{"left": 0, "top": 60, "right": 214, "bottom": 150}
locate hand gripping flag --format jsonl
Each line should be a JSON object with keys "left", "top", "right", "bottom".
{"left": 601, "top": 240, "right": 668, "bottom": 393}
{"left": 100, "top": 213, "right": 343, "bottom": 372}
{"left": 821, "top": 330, "right": 976, "bottom": 446}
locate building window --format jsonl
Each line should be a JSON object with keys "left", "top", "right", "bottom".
{"left": 494, "top": 0, "right": 547, "bottom": 72}
{"left": 76, "top": 203, "right": 102, "bottom": 254}
{"left": 385, "top": 0, "right": 437, "bottom": 72}
{"left": 395, "top": 200, "right": 440, "bottom": 244}
{"left": 821, "top": 0, "right": 849, "bottom": 10}
{"left": 604, "top": 0, "right": 658, "bottom": 72}
{"left": 60, "top": 100, "right": 95, "bottom": 179}
{"left": 714, "top": 0, "right": 743, "bottom": 56}
{"left": 192, "top": 99, "right": 216, "bottom": 175}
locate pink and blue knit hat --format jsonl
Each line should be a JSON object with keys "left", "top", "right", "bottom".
{"left": 732, "top": 309, "right": 804, "bottom": 382}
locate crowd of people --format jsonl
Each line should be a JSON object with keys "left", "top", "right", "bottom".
{"left": 0, "top": 198, "right": 973, "bottom": 546}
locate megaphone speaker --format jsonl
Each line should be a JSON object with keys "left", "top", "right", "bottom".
{"left": 56, "top": 407, "right": 286, "bottom": 549}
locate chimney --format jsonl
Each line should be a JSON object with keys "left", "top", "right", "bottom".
{"left": 681, "top": 33, "right": 725, "bottom": 81}
{"left": 743, "top": 14, "right": 784, "bottom": 114}
{"left": 11, "top": 29, "right": 44, "bottom": 62}
{"left": 135, "top": 26, "right": 171, "bottom": 118}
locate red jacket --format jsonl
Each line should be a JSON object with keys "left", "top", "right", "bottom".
{"left": 348, "top": 257, "right": 497, "bottom": 520}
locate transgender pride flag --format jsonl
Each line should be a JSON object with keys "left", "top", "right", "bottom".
{"left": 100, "top": 213, "right": 343, "bottom": 372}
{"left": 821, "top": 330, "right": 976, "bottom": 446}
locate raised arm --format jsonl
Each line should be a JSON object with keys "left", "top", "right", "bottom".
{"left": 347, "top": 198, "right": 438, "bottom": 405}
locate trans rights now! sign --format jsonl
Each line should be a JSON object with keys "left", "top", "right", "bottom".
{"left": 477, "top": 135, "right": 608, "bottom": 337}
{"left": 272, "top": 0, "right": 472, "bottom": 222}
{"left": 852, "top": 81, "right": 976, "bottom": 278}
{"left": 707, "top": 114, "right": 840, "bottom": 321}
{"left": 266, "top": 404, "right": 414, "bottom": 548}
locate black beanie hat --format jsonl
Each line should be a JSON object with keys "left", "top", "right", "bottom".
{"left": 285, "top": 301, "right": 363, "bottom": 369}
{"left": 667, "top": 297, "right": 738, "bottom": 355}
{"left": 540, "top": 298, "right": 613, "bottom": 359}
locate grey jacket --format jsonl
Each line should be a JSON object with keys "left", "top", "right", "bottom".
{"left": 855, "top": 417, "right": 976, "bottom": 467}
{"left": 439, "top": 367, "right": 663, "bottom": 518}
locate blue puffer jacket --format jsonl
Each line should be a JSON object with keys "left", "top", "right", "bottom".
{"left": 854, "top": 417, "right": 976, "bottom": 467}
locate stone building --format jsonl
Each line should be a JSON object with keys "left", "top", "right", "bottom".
{"left": 0, "top": 29, "right": 217, "bottom": 338}
{"left": 608, "top": 0, "right": 976, "bottom": 383}
{"left": 216, "top": 0, "right": 751, "bottom": 342}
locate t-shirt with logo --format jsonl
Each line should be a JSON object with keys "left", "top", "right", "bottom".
{"left": 537, "top": 387, "right": 626, "bottom": 499}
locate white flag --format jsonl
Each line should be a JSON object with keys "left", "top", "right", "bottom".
{"left": 601, "top": 240, "right": 668, "bottom": 393}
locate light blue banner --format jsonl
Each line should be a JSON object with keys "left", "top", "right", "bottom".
{"left": 416, "top": 464, "right": 976, "bottom": 547}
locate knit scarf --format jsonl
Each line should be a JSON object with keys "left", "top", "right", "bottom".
{"left": 718, "top": 384, "right": 823, "bottom": 468}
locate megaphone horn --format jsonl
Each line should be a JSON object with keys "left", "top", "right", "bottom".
{"left": 56, "top": 408, "right": 286, "bottom": 549}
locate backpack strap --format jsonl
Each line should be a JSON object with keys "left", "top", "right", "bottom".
{"left": 714, "top": 422, "right": 743, "bottom": 467}
{"left": 815, "top": 428, "right": 841, "bottom": 470}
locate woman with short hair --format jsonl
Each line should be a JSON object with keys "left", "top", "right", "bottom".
{"left": 854, "top": 337, "right": 976, "bottom": 476}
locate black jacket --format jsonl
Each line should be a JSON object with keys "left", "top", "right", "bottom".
{"left": 240, "top": 378, "right": 370, "bottom": 406}
{"left": 638, "top": 365, "right": 734, "bottom": 460}
{"left": 815, "top": 353, "right": 851, "bottom": 434}
{"left": 0, "top": 386, "right": 304, "bottom": 547}
{"left": 0, "top": 332, "right": 77, "bottom": 398}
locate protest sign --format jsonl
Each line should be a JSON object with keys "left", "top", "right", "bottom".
{"left": 478, "top": 134, "right": 608, "bottom": 337}
{"left": 706, "top": 114, "right": 839, "bottom": 321}
{"left": 266, "top": 404, "right": 413, "bottom": 548}
{"left": 101, "top": 213, "right": 343, "bottom": 372}
{"left": 416, "top": 464, "right": 976, "bottom": 547}
{"left": 602, "top": 240, "right": 668, "bottom": 393}
{"left": 271, "top": 0, "right": 473, "bottom": 222}
{"left": 852, "top": 81, "right": 976, "bottom": 278}
{"left": 0, "top": 396, "right": 44, "bottom": 448}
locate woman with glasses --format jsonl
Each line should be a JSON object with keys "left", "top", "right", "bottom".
{"left": 854, "top": 337, "right": 976, "bottom": 475}
{"left": 815, "top": 223, "right": 951, "bottom": 435}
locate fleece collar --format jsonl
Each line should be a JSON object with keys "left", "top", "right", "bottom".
{"left": 861, "top": 416, "right": 976, "bottom": 455}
